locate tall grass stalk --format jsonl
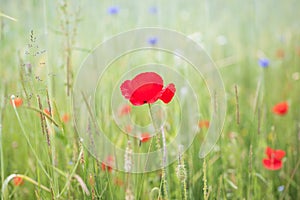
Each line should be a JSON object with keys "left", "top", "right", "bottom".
{"left": 11, "top": 95, "right": 51, "bottom": 180}
{"left": 53, "top": 166, "right": 90, "bottom": 196}
{"left": 1, "top": 174, "right": 51, "bottom": 197}
{"left": 148, "top": 104, "right": 169, "bottom": 199}
{"left": 0, "top": 11, "right": 18, "bottom": 21}
{"left": 280, "top": 158, "right": 300, "bottom": 200}
{"left": 203, "top": 159, "right": 208, "bottom": 200}
{"left": 247, "top": 144, "right": 253, "bottom": 199}
{"left": 59, "top": 0, "right": 80, "bottom": 96}
{"left": 0, "top": 85, "right": 6, "bottom": 200}
{"left": 46, "top": 90, "right": 60, "bottom": 198}
{"left": 176, "top": 145, "right": 187, "bottom": 200}
{"left": 56, "top": 147, "right": 84, "bottom": 198}
{"left": 234, "top": 84, "right": 240, "bottom": 125}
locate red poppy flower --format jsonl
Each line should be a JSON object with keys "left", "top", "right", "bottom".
{"left": 140, "top": 132, "right": 151, "bottom": 143}
{"left": 198, "top": 120, "right": 210, "bottom": 129}
{"left": 44, "top": 108, "right": 51, "bottom": 116}
{"left": 61, "top": 113, "right": 70, "bottom": 123}
{"left": 120, "top": 72, "right": 176, "bottom": 106}
{"left": 10, "top": 97, "right": 23, "bottom": 107}
{"left": 262, "top": 146, "right": 286, "bottom": 170}
{"left": 101, "top": 155, "right": 114, "bottom": 172}
{"left": 13, "top": 176, "right": 24, "bottom": 186}
{"left": 114, "top": 178, "right": 124, "bottom": 186}
{"left": 263, "top": 158, "right": 283, "bottom": 170}
{"left": 118, "top": 104, "right": 132, "bottom": 116}
{"left": 276, "top": 49, "right": 285, "bottom": 59}
{"left": 125, "top": 125, "right": 133, "bottom": 133}
{"left": 273, "top": 102, "right": 288, "bottom": 115}
{"left": 266, "top": 147, "right": 285, "bottom": 159}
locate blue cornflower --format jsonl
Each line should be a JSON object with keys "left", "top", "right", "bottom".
{"left": 149, "top": 6, "right": 158, "bottom": 14}
{"left": 107, "top": 6, "right": 119, "bottom": 15}
{"left": 148, "top": 37, "right": 158, "bottom": 45}
{"left": 278, "top": 185, "right": 284, "bottom": 192}
{"left": 258, "top": 58, "right": 269, "bottom": 68}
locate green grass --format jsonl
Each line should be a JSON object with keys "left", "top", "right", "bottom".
{"left": 1, "top": 0, "right": 300, "bottom": 199}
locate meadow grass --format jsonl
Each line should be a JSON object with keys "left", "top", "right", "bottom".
{"left": 1, "top": 0, "right": 300, "bottom": 199}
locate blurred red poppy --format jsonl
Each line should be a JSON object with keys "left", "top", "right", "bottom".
{"left": 140, "top": 132, "right": 151, "bottom": 143}
{"left": 114, "top": 178, "right": 124, "bottom": 186}
{"left": 10, "top": 97, "right": 23, "bottom": 107}
{"left": 119, "top": 104, "right": 132, "bottom": 116}
{"left": 101, "top": 155, "right": 114, "bottom": 172}
{"left": 125, "top": 125, "right": 133, "bottom": 133}
{"left": 61, "top": 113, "right": 70, "bottom": 123}
{"left": 198, "top": 120, "right": 210, "bottom": 128}
{"left": 120, "top": 72, "right": 176, "bottom": 106}
{"left": 262, "top": 147, "right": 285, "bottom": 170}
{"left": 13, "top": 176, "right": 24, "bottom": 186}
{"left": 44, "top": 108, "right": 51, "bottom": 116}
{"left": 273, "top": 102, "right": 288, "bottom": 115}
{"left": 276, "top": 49, "right": 285, "bottom": 59}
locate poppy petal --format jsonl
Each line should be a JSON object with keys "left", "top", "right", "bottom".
{"left": 130, "top": 83, "right": 163, "bottom": 105}
{"left": 272, "top": 102, "right": 288, "bottom": 115}
{"left": 13, "top": 176, "right": 24, "bottom": 186}
{"left": 101, "top": 156, "right": 114, "bottom": 172}
{"left": 198, "top": 120, "right": 210, "bottom": 128}
{"left": 10, "top": 97, "right": 23, "bottom": 107}
{"left": 140, "top": 132, "right": 151, "bottom": 143}
{"left": 266, "top": 146, "right": 286, "bottom": 160}
{"left": 275, "top": 150, "right": 286, "bottom": 160}
{"left": 130, "top": 72, "right": 163, "bottom": 104}
{"left": 131, "top": 72, "right": 163, "bottom": 88}
{"left": 121, "top": 72, "right": 164, "bottom": 105}
{"left": 263, "top": 158, "right": 283, "bottom": 170}
{"left": 120, "top": 72, "right": 176, "bottom": 105}
{"left": 120, "top": 80, "right": 133, "bottom": 99}
{"left": 119, "top": 104, "right": 132, "bottom": 116}
{"left": 159, "top": 83, "right": 176, "bottom": 103}
{"left": 266, "top": 146, "right": 274, "bottom": 158}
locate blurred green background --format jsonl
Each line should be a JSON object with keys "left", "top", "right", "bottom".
{"left": 1, "top": 0, "right": 300, "bottom": 199}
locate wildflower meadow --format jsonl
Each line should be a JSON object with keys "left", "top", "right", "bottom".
{"left": 1, "top": 1, "right": 300, "bottom": 199}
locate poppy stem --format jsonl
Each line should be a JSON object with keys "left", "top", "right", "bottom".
{"left": 138, "top": 105, "right": 157, "bottom": 198}
{"left": 147, "top": 103, "right": 169, "bottom": 200}
{"left": 0, "top": 87, "right": 6, "bottom": 189}
{"left": 234, "top": 84, "right": 240, "bottom": 125}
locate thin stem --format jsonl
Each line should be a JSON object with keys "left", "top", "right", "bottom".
{"left": 1, "top": 174, "right": 51, "bottom": 197}
{"left": 11, "top": 97, "right": 51, "bottom": 180}
{"left": 161, "top": 127, "right": 167, "bottom": 169}
{"left": 52, "top": 166, "right": 90, "bottom": 196}
{"left": 177, "top": 145, "right": 187, "bottom": 200}
{"left": 148, "top": 103, "right": 168, "bottom": 200}
{"left": 56, "top": 147, "right": 84, "bottom": 198}
{"left": 0, "top": 86, "right": 5, "bottom": 199}
{"left": 234, "top": 84, "right": 240, "bottom": 125}
{"left": 25, "top": 106, "right": 60, "bottom": 127}
{"left": 280, "top": 158, "right": 300, "bottom": 200}
{"left": 0, "top": 124, "right": 3, "bottom": 200}
{"left": 257, "top": 107, "right": 261, "bottom": 135}
{"left": 203, "top": 159, "right": 208, "bottom": 200}
{"left": 160, "top": 126, "right": 169, "bottom": 199}
{"left": 137, "top": 104, "right": 156, "bottom": 198}
{"left": 0, "top": 11, "right": 18, "bottom": 21}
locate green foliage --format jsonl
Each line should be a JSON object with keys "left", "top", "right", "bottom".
{"left": 1, "top": 0, "right": 300, "bottom": 199}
